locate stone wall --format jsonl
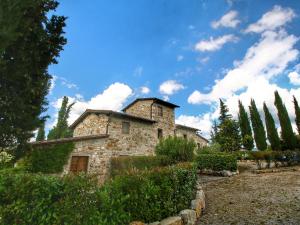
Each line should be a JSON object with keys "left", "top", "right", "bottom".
{"left": 124, "top": 99, "right": 154, "bottom": 119}
{"left": 73, "top": 113, "right": 109, "bottom": 137}
{"left": 176, "top": 127, "right": 207, "bottom": 148}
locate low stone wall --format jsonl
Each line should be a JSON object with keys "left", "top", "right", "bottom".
{"left": 198, "top": 169, "right": 239, "bottom": 177}
{"left": 130, "top": 180, "right": 206, "bottom": 225}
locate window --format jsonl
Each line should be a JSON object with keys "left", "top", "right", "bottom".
{"left": 122, "top": 121, "right": 130, "bottom": 134}
{"left": 197, "top": 143, "right": 201, "bottom": 149}
{"left": 183, "top": 134, "right": 187, "bottom": 139}
{"left": 158, "top": 129, "right": 163, "bottom": 139}
{"left": 70, "top": 156, "right": 89, "bottom": 173}
{"left": 157, "top": 105, "right": 163, "bottom": 116}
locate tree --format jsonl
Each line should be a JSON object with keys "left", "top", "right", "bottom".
{"left": 263, "top": 103, "right": 281, "bottom": 150}
{"left": 274, "top": 91, "right": 297, "bottom": 150}
{"left": 0, "top": 0, "right": 66, "bottom": 153}
{"left": 293, "top": 96, "right": 300, "bottom": 135}
{"left": 48, "top": 96, "right": 74, "bottom": 140}
{"left": 216, "top": 99, "right": 241, "bottom": 152}
{"left": 36, "top": 122, "right": 45, "bottom": 141}
{"left": 210, "top": 120, "right": 218, "bottom": 143}
{"left": 238, "top": 100, "right": 254, "bottom": 150}
{"left": 249, "top": 99, "right": 267, "bottom": 150}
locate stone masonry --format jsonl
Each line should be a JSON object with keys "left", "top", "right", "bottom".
{"left": 48, "top": 98, "right": 208, "bottom": 183}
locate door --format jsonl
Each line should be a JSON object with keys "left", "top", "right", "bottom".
{"left": 70, "top": 156, "right": 89, "bottom": 173}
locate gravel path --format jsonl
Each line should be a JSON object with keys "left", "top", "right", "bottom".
{"left": 197, "top": 167, "right": 300, "bottom": 225}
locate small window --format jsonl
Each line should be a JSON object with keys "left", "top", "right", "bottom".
{"left": 183, "top": 134, "right": 187, "bottom": 139}
{"left": 157, "top": 105, "right": 163, "bottom": 116}
{"left": 70, "top": 156, "right": 89, "bottom": 173}
{"left": 122, "top": 121, "right": 130, "bottom": 134}
{"left": 158, "top": 129, "right": 163, "bottom": 139}
{"left": 197, "top": 143, "right": 201, "bottom": 149}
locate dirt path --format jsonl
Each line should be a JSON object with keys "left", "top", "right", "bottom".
{"left": 197, "top": 167, "right": 300, "bottom": 225}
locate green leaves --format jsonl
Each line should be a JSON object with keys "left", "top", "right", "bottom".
{"left": 196, "top": 153, "right": 237, "bottom": 171}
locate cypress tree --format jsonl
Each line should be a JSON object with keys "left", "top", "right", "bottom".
{"left": 274, "top": 91, "right": 296, "bottom": 150}
{"left": 210, "top": 120, "right": 218, "bottom": 143}
{"left": 36, "top": 123, "right": 45, "bottom": 141}
{"left": 238, "top": 100, "right": 254, "bottom": 150}
{"left": 263, "top": 103, "right": 281, "bottom": 150}
{"left": 293, "top": 96, "right": 300, "bottom": 135}
{"left": 48, "top": 96, "right": 74, "bottom": 140}
{"left": 249, "top": 99, "right": 267, "bottom": 150}
{"left": 216, "top": 99, "right": 241, "bottom": 151}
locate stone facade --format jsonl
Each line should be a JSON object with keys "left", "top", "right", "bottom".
{"left": 63, "top": 98, "right": 208, "bottom": 183}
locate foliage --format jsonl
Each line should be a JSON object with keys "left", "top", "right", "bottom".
{"left": 197, "top": 143, "right": 221, "bottom": 155}
{"left": 110, "top": 155, "right": 173, "bottom": 177}
{"left": 293, "top": 96, "right": 300, "bottom": 135}
{"left": 36, "top": 122, "right": 45, "bottom": 141}
{"left": 155, "top": 136, "right": 196, "bottom": 162}
{"left": 26, "top": 142, "right": 74, "bottom": 173}
{"left": 210, "top": 120, "right": 218, "bottom": 143}
{"left": 195, "top": 153, "right": 237, "bottom": 172}
{"left": 249, "top": 99, "right": 267, "bottom": 150}
{"left": 215, "top": 99, "right": 241, "bottom": 152}
{"left": 238, "top": 101, "right": 254, "bottom": 150}
{"left": 0, "top": 151, "right": 14, "bottom": 169}
{"left": 263, "top": 103, "right": 281, "bottom": 150}
{"left": 0, "top": 0, "right": 66, "bottom": 152}
{"left": 48, "top": 96, "right": 74, "bottom": 140}
{"left": 274, "top": 91, "right": 297, "bottom": 150}
{"left": 0, "top": 164, "right": 197, "bottom": 224}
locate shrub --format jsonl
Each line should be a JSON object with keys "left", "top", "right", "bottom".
{"left": 110, "top": 155, "right": 173, "bottom": 177}
{"left": 0, "top": 164, "right": 197, "bottom": 224}
{"left": 0, "top": 151, "right": 14, "bottom": 169}
{"left": 197, "top": 143, "right": 221, "bottom": 155}
{"left": 26, "top": 142, "right": 74, "bottom": 173}
{"left": 155, "top": 136, "right": 196, "bottom": 162}
{"left": 195, "top": 153, "right": 237, "bottom": 171}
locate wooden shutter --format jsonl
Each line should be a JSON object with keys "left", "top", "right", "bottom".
{"left": 70, "top": 156, "right": 89, "bottom": 173}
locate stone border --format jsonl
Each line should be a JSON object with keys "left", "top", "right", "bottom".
{"left": 130, "top": 180, "right": 206, "bottom": 225}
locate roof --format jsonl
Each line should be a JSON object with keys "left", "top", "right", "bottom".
{"left": 122, "top": 97, "right": 180, "bottom": 112}
{"left": 31, "top": 134, "right": 109, "bottom": 146}
{"left": 70, "top": 109, "right": 156, "bottom": 129}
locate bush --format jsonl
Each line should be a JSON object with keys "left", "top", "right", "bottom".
{"left": 26, "top": 142, "right": 74, "bottom": 173}
{"left": 110, "top": 155, "right": 173, "bottom": 177}
{"left": 197, "top": 143, "right": 221, "bottom": 155}
{"left": 155, "top": 136, "right": 196, "bottom": 162}
{"left": 195, "top": 153, "right": 237, "bottom": 171}
{"left": 0, "top": 151, "right": 14, "bottom": 169}
{"left": 0, "top": 164, "right": 197, "bottom": 224}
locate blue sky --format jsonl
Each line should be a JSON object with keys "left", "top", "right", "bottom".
{"left": 47, "top": 0, "right": 300, "bottom": 137}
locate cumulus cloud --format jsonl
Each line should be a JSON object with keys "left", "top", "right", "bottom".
{"left": 288, "top": 71, "right": 300, "bottom": 85}
{"left": 195, "top": 34, "right": 238, "bottom": 52}
{"left": 159, "top": 80, "right": 185, "bottom": 95}
{"left": 187, "top": 6, "right": 300, "bottom": 137}
{"left": 211, "top": 10, "right": 240, "bottom": 29}
{"left": 51, "top": 82, "right": 133, "bottom": 127}
{"left": 140, "top": 86, "right": 150, "bottom": 94}
{"left": 245, "top": 5, "right": 295, "bottom": 33}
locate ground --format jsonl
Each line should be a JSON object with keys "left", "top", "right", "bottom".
{"left": 197, "top": 165, "right": 300, "bottom": 225}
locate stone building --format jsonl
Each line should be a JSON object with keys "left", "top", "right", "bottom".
{"left": 35, "top": 98, "right": 208, "bottom": 183}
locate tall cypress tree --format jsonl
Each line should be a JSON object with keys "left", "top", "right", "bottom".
{"left": 36, "top": 122, "right": 45, "bottom": 141}
{"left": 293, "top": 96, "right": 300, "bottom": 135}
{"left": 263, "top": 103, "right": 281, "bottom": 150}
{"left": 216, "top": 99, "right": 241, "bottom": 152}
{"left": 238, "top": 101, "right": 254, "bottom": 150}
{"left": 274, "top": 91, "right": 296, "bottom": 150}
{"left": 210, "top": 120, "right": 218, "bottom": 143}
{"left": 48, "top": 96, "right": 74, "bottom": 140}
{"left": 249, "top": 99, "right": 267, "bottom": 150}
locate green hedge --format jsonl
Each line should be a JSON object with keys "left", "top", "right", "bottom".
{"left": 0, "top": 163, "right": 197, "bottom": 224}
{"left": 26, "top": 142, "right": 74, "bottom": 173}
{"left": 195, "top": 153, "right": 237, "bottom": 171}
{"left": 155, "top": 136, "right": 196, "bottom": 162}
{"left": 110, "top": 155, "right": 173, "bottom": 177}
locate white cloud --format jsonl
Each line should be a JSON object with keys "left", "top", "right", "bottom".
{"left": 49, "top": 75, "right": 57, "bottom": 94}
{"left": 195, "top": 34, "right": 238, "bottom": 52}
{"left": 140, "top": 86, "right": 150, "bottom": 94}
{"left": 245, "top": 5, "right": 295, "bottom": 33}
{"left": 163, "top": 95, "right": 170, "bottom": 101}
{"left": 211, "top": 10, "right": 240, "bottom": 29}
{"left": 288, "top": 71, "right": 300, "bottom": 85}
{"left": 189, "top": 30, "right": 299, "bottom": 104}
{"left": 60, "top": 77, "right": 78, "bottom": 89}
{"left": 50, "top": 82, "right": 133, "bottom": 127}
{"left": 159, "top": 80, "right": 185, "bottom": 95}
{"left": 177, "top": 55, "right": 184, "bottom": 62}
{"left": 133, "top": 66, "right": 143, "bottom": 77}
